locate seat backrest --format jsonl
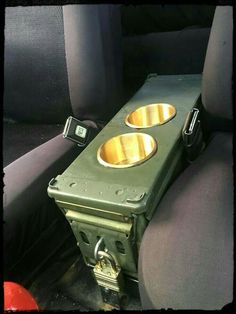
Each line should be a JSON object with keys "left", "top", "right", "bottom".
{"left": 63, "top": 5, "right": 123, "bottom": 122}
{"left": 122, "top": 5, "right": 215, "bottom": 36}
{"left": 4, "top": 6, "right": 72, "bottom": 123}
{"left": 201, "top": 6, "right": 233, "bottom": 129}
{"left": 4, "top": 5, "right": 123, "bottom": 124}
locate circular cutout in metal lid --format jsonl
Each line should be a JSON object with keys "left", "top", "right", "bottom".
{"left": 125, "top": 103, "right": 176, "bottom": 128}
{"left": 97, "top": 133, "right": 157, "bottom": 168}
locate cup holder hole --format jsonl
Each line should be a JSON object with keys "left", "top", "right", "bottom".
{"left": 97, "top": 132, "right": 157, "bottom": 168}
{"left": 125, "top": 103, "right": 176, "bottom": 128}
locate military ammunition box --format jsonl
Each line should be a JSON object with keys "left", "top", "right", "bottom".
{"left": 48, "top": 74, "right": 201, "bottom": 279}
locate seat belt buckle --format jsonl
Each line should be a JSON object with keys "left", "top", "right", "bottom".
{"left": 63, "top": 116, "right": 96, "bottom": 147}
{"left": 182, "top": 108, "right": 204, "bottom": 162}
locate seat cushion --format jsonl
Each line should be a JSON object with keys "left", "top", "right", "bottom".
{"left": 3, "top": 134, "right": 81, "bottom": 284}
{"left": 3, "top": 122, "right": 64, "bottom": 167}
{"left": 138, "top": 132, "right": 233, "bottom": 309}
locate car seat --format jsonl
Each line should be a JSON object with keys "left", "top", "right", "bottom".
{"left": 3, "top": 5, "right": 123, "bottom": 166}
{"left": 3, "top": 4, "right": 123, "bottom": 285}
{"left": 121, "top": 5, "right": 215, "bottom": 99}
{"left": 138, "top": 6, "right": 233, "bottom": 310}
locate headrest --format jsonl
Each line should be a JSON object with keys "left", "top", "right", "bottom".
{"left": 202, "top": 6, "right": 233, "bottom": 121}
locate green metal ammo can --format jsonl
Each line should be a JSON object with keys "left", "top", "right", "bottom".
{"left": 48, "top": 74, "right": 201, "bottom": 279}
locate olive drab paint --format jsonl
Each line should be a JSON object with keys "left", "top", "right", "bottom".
{"left": 48, "top": 74, "right": 201, "bottom": 279}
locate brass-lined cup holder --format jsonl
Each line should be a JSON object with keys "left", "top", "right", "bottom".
{"left": 97, "top": 133, "right": 157, "bottom": 168}
{"left": 125, "top": 103, "right": 176, "bottom": 128}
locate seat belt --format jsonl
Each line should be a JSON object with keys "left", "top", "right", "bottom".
{"left": 63, "top": 116, "right": 100, "bottom": 147}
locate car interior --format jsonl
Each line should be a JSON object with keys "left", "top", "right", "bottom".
{"left": 3, "top": 4, "right": 233, "bottom": 311}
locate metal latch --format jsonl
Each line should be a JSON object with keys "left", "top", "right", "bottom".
{"left": 93, "top": 238, "right": 125, "bottom": 310}
{"left": 182, "top": 108, "right": 205, "bottom": 162}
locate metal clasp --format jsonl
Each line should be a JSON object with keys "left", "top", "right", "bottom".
{"left": 182, "top": 108, "right": 205, "bottom": 162}
{"left": 94, "top": 237, "right": 117, "bottom": 273}
{"left": 94, "top": 237, "right": 105, "bottom": 261}
{"left": 97, "top": 250, "right": 117, "bottom": 273}
{"left": 93, "top": 238, "right": 125, "bottom": 310}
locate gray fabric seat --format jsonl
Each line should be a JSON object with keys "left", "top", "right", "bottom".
{"left": 3, "top": 5, "right": 123, "bottom": 285}
{"left": 138, "top": 6, "right": 233, "bottom": 310}
{"left": 3, "top": 122, "right": 64, "bottom": 167}
{"left": 122, "top": 5, "right": 215, "bottom": 99}
{"left": 123, "top": 28, "right": 211, "bottom": 98}
{"left": 139, "top": 133, "right": 233, "bottom": 309}
{"left": 4, "top": 5, "right": 123, "bottom": 165}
